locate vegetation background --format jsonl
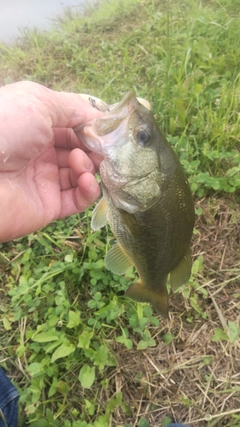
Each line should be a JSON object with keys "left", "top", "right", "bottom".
{"left": 0, "top": 0, "right": 240, "bottom": 426}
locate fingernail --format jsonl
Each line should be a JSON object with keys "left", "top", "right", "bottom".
{"left": 88, "top": 178, "right": 100, "bottom": 199}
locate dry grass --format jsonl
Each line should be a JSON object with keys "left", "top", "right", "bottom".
{"left": 99, "top": 197, "right": 240, "bottom": 426}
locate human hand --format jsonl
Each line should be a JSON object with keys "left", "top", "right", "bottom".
{"left": 0, "top": 81, "right": 103, "bottom": 242}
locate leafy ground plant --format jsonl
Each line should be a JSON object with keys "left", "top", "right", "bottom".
{"left": 0, "top": 0, "right": 240, "bottom": 426}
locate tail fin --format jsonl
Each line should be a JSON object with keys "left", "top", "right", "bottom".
{"left": 125, "top": 280, "right": 169, "bottom": 318}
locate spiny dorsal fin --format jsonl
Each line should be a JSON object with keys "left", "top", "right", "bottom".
{"left": 170, "top": 248, "right": 192, "bottom": 290}
{"left": 105, "top": 242, "right": 133, "bottom": 275}
{"left": 91, "top": 198, "right": 108, "bottom": 231}
{"left": 125, "top": 280, "right": 169, "bottom": 318}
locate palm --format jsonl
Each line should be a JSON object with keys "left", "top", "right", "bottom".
{"left": 18, "top": 145, "right": 61, "bottom": 228}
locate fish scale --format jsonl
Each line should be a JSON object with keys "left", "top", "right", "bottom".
{"left": 74, "top": 91, "right": 195, "bottom": 317}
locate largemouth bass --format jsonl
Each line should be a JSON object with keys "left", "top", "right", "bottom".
{"left": 74, "top": 92, "right": 195, "bottom": 317}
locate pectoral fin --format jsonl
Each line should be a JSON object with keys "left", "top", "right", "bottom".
{"left": 118, "top": 210, "right": 140, "bottom": 236}
{"left": 125, "top": 280, "right": 169, "bottom": 318}
{"left": 170, "top": 248, "right": 192, "bottom": 289}
{"left": 105, "top": 243, "right": 133, "bottom": 275}
{"left": 91, "top": 198, "right": 108, "bottom": 231}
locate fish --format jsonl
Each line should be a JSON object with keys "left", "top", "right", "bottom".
{"left": 74, "top": 91, "right": 195, "bottom": 317}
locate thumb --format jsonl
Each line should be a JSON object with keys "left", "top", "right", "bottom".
{"left": 2, "top": 81, "right": 104, "bottom": 128}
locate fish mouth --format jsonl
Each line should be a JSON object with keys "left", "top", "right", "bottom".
{"left": 79, "top": 116, "right": 130, "bottom": 156}
{"left": 74, "top": 92, "right": 137, "bottom": 156}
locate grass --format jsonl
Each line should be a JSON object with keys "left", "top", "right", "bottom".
{"left": 1, "top": 0, "right": 240, "bottom": 196}
{"left": 0, "top": 0, "right": 240, "bottom": 426}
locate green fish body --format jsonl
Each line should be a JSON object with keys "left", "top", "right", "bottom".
{"left": 74, "top": 92, "right": 195, "bottom": 317}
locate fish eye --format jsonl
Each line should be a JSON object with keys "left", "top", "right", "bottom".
{"left": 136, "top": 128, "right": 151, "bottom": 146}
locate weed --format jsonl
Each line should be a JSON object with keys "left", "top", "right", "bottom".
{"left": 0, "top": 0, "right": 240, "bottom": 426}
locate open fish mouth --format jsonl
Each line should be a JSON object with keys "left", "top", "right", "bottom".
{"left": 74, "top": 91, "right": 151, "bottom": 156}
{"left": 78, "top": 114, "right": 130, "bottom": 156}
{"left": 76, "top": 116, "right": 132, "bottom": 157}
